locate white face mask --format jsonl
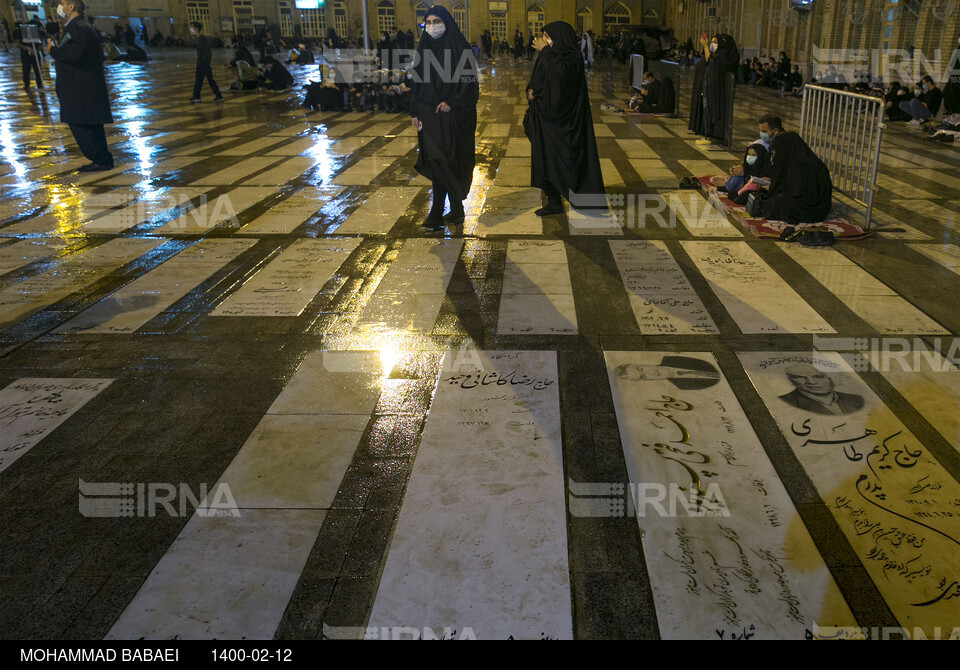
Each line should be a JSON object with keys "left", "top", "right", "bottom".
{"left": 746, "top": 155, "right": 758, "bottom": 166}
{"left": 425, "top": 23, "right": 446, "bottom": 39}
{"left": 710, "top": 43, "right": 718, "bottom": 53}
{"left": 57, "top": 4, "right": 66, "bottom": 18}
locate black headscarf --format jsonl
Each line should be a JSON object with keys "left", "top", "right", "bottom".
{"left": 761, "top": 132, "right": 833, "bottom": 224}
{"left": 412, "top": 5, "right": 477, "bottom": 106}
{"left": 524, "top": 21, "right": 604, "bottom": 202}
{"left": 410, "top": 6, "right": 478, "bottom": 204}
{"left": 743, "top": 142, "right": 771, "bottom": 181}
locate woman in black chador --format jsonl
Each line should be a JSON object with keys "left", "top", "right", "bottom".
{"left": 688, "top": 33, "right": 739, "bottom": 142}
{"left": 760, "top": 132, "right": 833, "bottom": 225}
{"left": 524, "top": 21, "right": 604, "bottom": 216}
{"left": 410, "top": 6, "right": 479, "bottom": 231}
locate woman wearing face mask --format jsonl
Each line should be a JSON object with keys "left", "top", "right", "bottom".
{"left": 723, "top": 143, "right": 771, "bottom": 206}
{"left": 524, "top": 21, "right": 604, "bottom": 216}
{"left": 410, "top": 6, "right": 479, "bottom": 231}
{"left": 688, "top": 33, "right": 739, "bottom": 144}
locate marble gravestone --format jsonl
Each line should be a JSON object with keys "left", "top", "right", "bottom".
{"left": 605, "top": 352, "right": 856, "bottom": 639}
{"left": 738, "top": 351, "right": 960, "bottom": 635}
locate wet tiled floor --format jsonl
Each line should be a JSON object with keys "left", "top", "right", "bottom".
{"left": 1, "top": 50, "right": 958, "bottom": 640}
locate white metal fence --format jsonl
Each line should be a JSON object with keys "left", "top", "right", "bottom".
{"left": 799, "top": 85, "right": 885, "bottom": 229}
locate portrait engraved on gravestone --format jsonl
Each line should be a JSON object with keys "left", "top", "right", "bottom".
{"left": 614, "top": 356, "right": 721, "bottom": 391}
{"left": 777, "top": 364, "right": 865, "bottom": 416}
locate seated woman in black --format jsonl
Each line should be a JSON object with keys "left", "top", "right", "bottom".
{"left": 759, "top": 133, "right": 832, "bottom": 225}
{"left": 260, "top": 56, "right": 294, "bottom": 91}
{"left": 884, "top": 82, "right": 912, "bottom": 121}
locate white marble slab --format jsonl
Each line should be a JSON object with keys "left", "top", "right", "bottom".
{"left": 265, "top": 137, "right": 319, "bottom": 157}
{"left": 331, "top": 187, "right": 420, "bottom": 235}
{"left": 0, "top": 239, "right": 166, "bottom": 328}
{"left": 567, "top": 207, "right": 625, "bottom": 236}
{"left": 169, "top": 136, "right": 238, "bottom": 156}
{"left": 330, "top": 157, "right": 395, "bottom": 185}
{"left": 0, "top": 239, "right": 71, "bottom": 275}
{"left": 353, "top": 240, "right": 463, "bottom": 334}
{"left": 268, "top": 350, "right": 383, "bottom": 416}
{"left": 604, "top": 352, "right": 856, "bottom": 638}
{"left": 218, "top": 414, "right": 368, "bottom": 509}
{"left": 617, "top": 139, "right": 659, "bottom": 159}
{"left": 211, "top": 238, "right": 361, "bottom": 317}
{"left": 373, "top": 137, "right": 418, "bottom": 156}
{"left": 481, "top": 123, "right": 511, "bottom": 137}
{"left": 505, "top": 138, "right": 530, "bottom": 157}
{"left": 497, "top": 241, "right": 576, "bottom": 335}
{"left": 679, "top": 159, "right": 726, "bottom": 177}
{"left": 106, "top": 509, "right": 326, "bottom": 640}
{"left": 610, "top": 240, "right": 719, "bottom": 335}
{"left": 190, "top": 157, "right": 284, "bottom": 186}
{"left": 872, "top": 349, "right": 960, "bottom": 452}
{"left": 0, "top": 379, "right": 113, "bottom": 474}
{"left": 242, "top": 157, "right": 317, "bottom": 186}
{"left": 472, "top": 187, "right": 543, "bottom": 236}
{"left": 495, "top": 157, "right": 531, "bottom": 187}
{"left": 240, "top": 187, "right": 343, "bottom": 235}
{"left": 665, "top": 191, "right": 743, "bottom": 238}
{"left": 908, "top": 244, "right": 960, "bottom": 275}
{"left": 683, "top": 241, "right": 835, "bottom": 334}
{"left": 738, "top": 351, "right": 960, "bottom": 635}
{"left": 56, "top": 240, "right": 255, "bottom": 334}
{"left": 778, "top": 243, "right": 948, "bottom": 335}
{"left": 151, "top": 187, "right": 277, "bottom": 234}
{"left": 217, "top": 137, "right": 288, "bottom": 156}
{"left": 600, "top": 158, "right": 625, "bottom": 187}
{"left": 369, "top": 350, "right": 571, "bottom": 640}
{"left": 630, "top": 158, "right": 681, "bottom": 190}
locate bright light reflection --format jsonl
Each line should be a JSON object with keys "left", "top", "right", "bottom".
{"left": 302, "top": 137, "right": 336, "bottom": 184}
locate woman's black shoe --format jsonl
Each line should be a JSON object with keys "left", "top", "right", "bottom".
{"left": 444, "top": 209, "right": 466, "bottom": 224}
{"left": 421, "top": 212, "right": 445, "bottom": 230}
{"left": 535, "top": 202, "right": 564, "bottom": 217}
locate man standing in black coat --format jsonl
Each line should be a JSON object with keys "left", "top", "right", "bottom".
{"left": 46, "top": 0, "right": 114, "bottom": 171}
{"left": 189, "top": 21, "right": 223, "bottom": 103}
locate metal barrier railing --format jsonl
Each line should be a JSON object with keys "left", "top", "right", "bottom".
{"left": 799, "top": 84, "right": 885, "bottom": 230}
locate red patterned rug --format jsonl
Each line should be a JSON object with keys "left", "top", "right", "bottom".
{"left": 695, "top": 175, "right": 873, "bottom": 241}
{"left": 740, "top": 218, "right": 872, "bottom": 240}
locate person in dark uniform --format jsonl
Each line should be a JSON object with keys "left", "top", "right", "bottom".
{"left": 13, "top": 21, "right": 45, "bottom": 91}
{"left": 46, "top": 0, "right": 114, "bottom": 171}
{"left": 189, "top": 21, "right": 223, "bottom": 103}
{"left": 409, "top": 6, "right": 478, "bottom": 232}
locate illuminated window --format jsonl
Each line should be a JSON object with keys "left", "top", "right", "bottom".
{"left": 185, "top": 1, "right": 210, "bottom": 30}
{"left": 233, "top": 0, "right": 254, "bottom": 36}
{"left": 453, "top": 2, "right": 467, "bottom": 39}
{"left": 279, "top": 1, "right": 293, "bottom": 36}
{"left": 377, "top": 1, "right": 396, "bottom": 34}
{"left": 603, "top": 2, "right": 631, "bottom": 34}
{"left": 300, "top": 7, "right": 327, "bottom": 38}
{"left": 576, "top": 7, "right": 592, "bottom": 34}
{"left": 527, "top": 4, "right": 544, "bottom": 38}
{"left": 415, "top": 2, "right": 430, "bottom": 36}
{"left": 334, "top": 1, "right": 348, "bottom": 37}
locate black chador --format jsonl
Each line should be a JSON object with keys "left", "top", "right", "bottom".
{"left": 524, "top": 21, "right": 604, "bottom": 215}
{"left": 410, "top": 5, "right": 478, "bottom": 230}
{"left": 688, "top": 33, "right": 739, "bottom": 141}
{"left": 761, "top": 132, "right": 833, "bottom": 225}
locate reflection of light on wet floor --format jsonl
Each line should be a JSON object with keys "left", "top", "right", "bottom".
{"left": 300, "top": 138, "right": 337, "bottom": 184}
{"left": 0, "top": 122, "right": 29, "bottom": 181}
{"left": 123, "top": 120, "right": 157, "bottom": 173}
{"left": 461, "top": 166, "right": 493, "bottom": 236}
